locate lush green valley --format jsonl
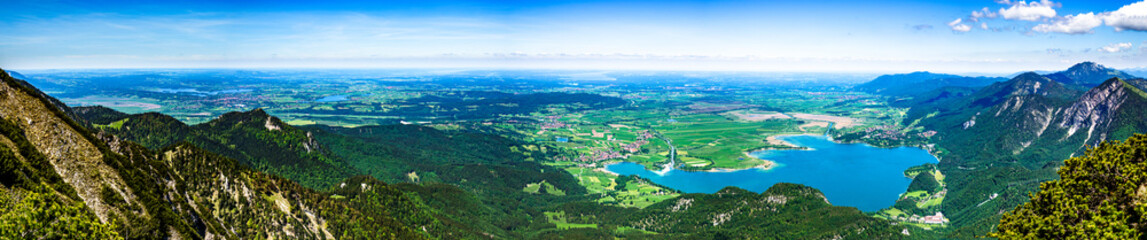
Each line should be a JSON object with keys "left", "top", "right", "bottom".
{"left": 4, "top": 60, "right": 1147, "bottom": 239}
{"left": 0, "top": 69, "right": 923, "bottom": 239}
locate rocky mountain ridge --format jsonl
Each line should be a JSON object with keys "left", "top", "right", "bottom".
{"left": 0, "top": 69, "right": 433, "bottom": 239}
{"left": 894, "top": 64, "right": 1147, "bottom": 237}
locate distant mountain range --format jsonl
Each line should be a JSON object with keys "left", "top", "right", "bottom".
{"left": 859, "top": 62, "right": 1139, "bottom": 97}
{"left": 1122, "top": 67, "right": 1147, "bottom": 79}
{"left": 854, "top": 71, "right": 1008, "bottom": 97}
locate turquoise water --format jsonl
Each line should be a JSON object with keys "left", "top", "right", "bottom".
{"left": 605, "top": 135, "right": 937, "bottom": 212}
{"left": 315, "top": 95, "right": 349, "bottom": 102}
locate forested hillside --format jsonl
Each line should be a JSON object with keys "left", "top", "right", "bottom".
{"left": 75, "top": 106, "right": 358, "bottom": 189}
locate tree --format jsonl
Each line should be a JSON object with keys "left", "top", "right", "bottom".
{"left": 993, "top": 134, "right": 1147, "bottom": 239}
{"left": 0, "top": 184, "right": 123, "bottom": 240}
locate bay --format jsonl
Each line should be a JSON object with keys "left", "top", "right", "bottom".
{"left": 605, "top": 134, "right": 937, "bottom": 212}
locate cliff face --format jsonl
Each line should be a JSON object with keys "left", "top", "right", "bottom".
{"left": 1058, "top": 79, "right": 1137, "bottom": 148}
{"left": 915, "top": 74, "right": 1145, "bottom": 161}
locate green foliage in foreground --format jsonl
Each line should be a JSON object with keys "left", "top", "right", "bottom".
{"left": 993, "top": 134, "right": 1147, "bottom": 239}
{"left": 0, "top": 184, "right": 122, "bottom": 240}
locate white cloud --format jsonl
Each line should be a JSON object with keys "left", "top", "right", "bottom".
{"left": 976, "top": 0, "right": 1146, "bottom": 34}
{"left": 1098, "top": 42, "right": 1133, "bottom": 53}
{"left": 1032, "top": 12, "right": 1102, "bottom": 34}
{"left": 1102, "top": 1, "right": 1147, "bottom": 31}
{"left": 999, "top": 0, "right": 1058, "bottom": 21}
{"left": 981, "top": 22, "right": 989, "bottom": 30}
{"left": 971, "top": 7, "right": 999, "bottom": 21}
{"left": 949, "top": 18, "right": 972, "bottom": 32}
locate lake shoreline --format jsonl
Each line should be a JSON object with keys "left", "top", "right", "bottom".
{"left": 603, "top": 132, "right": 940, "bottom": 176}
{"left": 604, "top": 134, "right": 939, "bottom": 212}
{"left": 830, "top": 138, "right": 943, "bottom": 163}
{"left": 701, "top": 157, "right": 777, "bottom": 172}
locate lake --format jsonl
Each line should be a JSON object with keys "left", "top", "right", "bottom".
{"left": 605, "top": 134, "right": 937, "bottom": 212}
{"left": 315, "top": 95, "right": 349, "bottom": 102}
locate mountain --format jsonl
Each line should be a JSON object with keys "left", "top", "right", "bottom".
{"left": 0, "top": 69, "right": 438, "bottom": 239}
{"left": 900, "top": 70, "right": 1147, "bottom": 237}
{"left": 855, "top": 71, "right": 1006, "bottom": 97}
{"left": 1058, "top": 78, "right": 1147, "bottom": 148}
{"left": 993, "top": 134, "right": 1147, "bottom": 238}
{"left": 890, "top": 86, "right": 979, "bottom": 108}
{"left": 855, "top": 71, "right": 960, "bottom": 94}
{"left": 1006, "top": 70, "right": 1055, "bottom": 78}
{"left": 74, "top": 107, "right": 358, "bottom": 189}
{"left": 1043, "top": 61, "right": 1137, "bottom": 88}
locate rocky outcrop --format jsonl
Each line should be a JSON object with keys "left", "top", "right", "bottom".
{"left": 1059, "top": 78, "right": 1132, "bottom": 146}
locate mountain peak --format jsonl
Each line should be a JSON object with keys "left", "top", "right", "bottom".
{"left": 1105, "top": 78, "right": 1147, "bottom": 99}
{"left": 208, "top": 108, "right": 272, "bottom": 126}
{"left": 1045, "top": 61, "right": 1136, "bottom": 87}
{"left": 251, "top": 107, "right": 268, "bottom": 116}
{"left": 973, "top": 72, "right": 1073, "bottom": 99}
{"left": 1090, "top": 77, "right": 1141, "bottom": 98}
{"left": 1013, "top": 72, "right": 1049, "bottom": 82}
{"left": 854, "top": 71, "right": 970, "bottom": 96}
{"left": 1066, "top": 61, "right": 1103, "bottom": 72}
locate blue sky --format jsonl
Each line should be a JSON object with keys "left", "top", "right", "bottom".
{"left": 1, "top": 0, "right": 1145, "bottom": 73}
